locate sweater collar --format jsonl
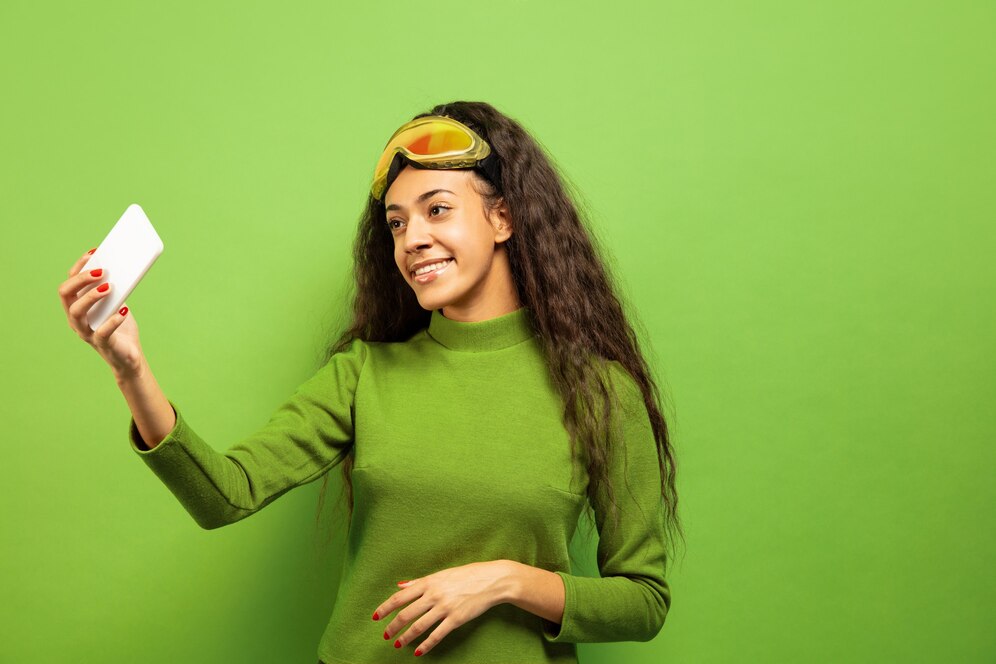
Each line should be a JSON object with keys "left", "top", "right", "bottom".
{"left": 427, "top": 306, "right": 536, "bottom": 352}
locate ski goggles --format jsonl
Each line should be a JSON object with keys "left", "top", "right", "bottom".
{"left": 370, "top": 115, "right": 502, "bottom": 201}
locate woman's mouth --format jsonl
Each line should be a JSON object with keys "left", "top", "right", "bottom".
{"left": 412, "top": 258, "right": 454, "bottom": 284}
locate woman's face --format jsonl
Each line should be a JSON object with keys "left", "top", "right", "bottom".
{"left": 384, "top": 165, "right": 518, "bottom": 321}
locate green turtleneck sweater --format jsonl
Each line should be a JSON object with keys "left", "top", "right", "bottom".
{"left": 129, "top": 306, "right": 671, "bottom": 663}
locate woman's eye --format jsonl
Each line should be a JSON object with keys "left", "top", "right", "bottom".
{"left": 387, "top": 205, "right": 449, "bottom": 231}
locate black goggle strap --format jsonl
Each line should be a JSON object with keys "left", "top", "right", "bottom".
{"left": 384, "top": 149, "right": 503, "bottom": 198}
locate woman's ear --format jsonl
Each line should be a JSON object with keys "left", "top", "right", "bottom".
{"left": 495, "top": 208, "right": 512, "bottom": 242}
{"left": 491, "top": 200, "right": 513, "bottom": 243}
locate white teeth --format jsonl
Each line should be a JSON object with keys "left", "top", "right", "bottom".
{"left": 413, "top": 259, "right": 452, "bottom": 276}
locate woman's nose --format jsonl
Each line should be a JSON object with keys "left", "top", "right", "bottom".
{"left": 403, "top": 216, "right": 433, "bottom": 249}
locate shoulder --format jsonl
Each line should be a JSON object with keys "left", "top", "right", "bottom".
{"left": 323, "top": 337, "right": 374, "bottom": 378}
{"left": 330, "top": 336, "right": 371, "bottom": 360}
{"left": 327, "top": 333, "right": 431, "bottom": 372}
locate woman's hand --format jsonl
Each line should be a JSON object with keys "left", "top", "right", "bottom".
{"left": 58, "top": 249, "right": 145, "bottom": 380}
{"left": 372, "top": 560, "right": 518, "bottom": 657}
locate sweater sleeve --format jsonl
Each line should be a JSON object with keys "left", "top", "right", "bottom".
{"left": 127, "top": 337, "right": 368, "bottom": 530}
{"left": 541, "top": 362, "right": 672, "bottom": 643}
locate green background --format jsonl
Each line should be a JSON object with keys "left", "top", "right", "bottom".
{"left": 3, "top": 0, "right": 993, "bottom": 662}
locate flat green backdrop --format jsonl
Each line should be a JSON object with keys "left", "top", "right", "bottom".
{"left": 3, "top": 1, "right": 993, "bottom": 662}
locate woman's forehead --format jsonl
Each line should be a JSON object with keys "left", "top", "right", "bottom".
{"left": 385, "top": 168, "right": 473, "bottom": 207}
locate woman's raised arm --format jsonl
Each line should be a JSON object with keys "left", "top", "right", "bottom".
{"left": 128, "top": 337, "right": 369, "bottom": 530}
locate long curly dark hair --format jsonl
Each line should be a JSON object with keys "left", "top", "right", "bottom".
{"left": 312, "top": 101, "right": 684, "bottom": 569}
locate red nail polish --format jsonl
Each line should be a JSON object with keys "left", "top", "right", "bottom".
{"left": 90, "top": 269, "right": 102, "bottom": 277}
{"left": 87, "top": 248, "right": 96, "bottom": 254}
{"left": 415, "top": 649, "right": 423, "bottom": 657}
{"left": 383, "top": 630, "right": 389, "bottom": 640}
{"left": 97, "top": 283, "right": 109, "bottom": 293}
{"left": 119, "top": 306, "right": 128, "bottom": 316}
{"left": 394, "top": 640, "right": 401, "bottom": 648}
{"left": 372, "top": 611, "right": 379, "bottom": 620}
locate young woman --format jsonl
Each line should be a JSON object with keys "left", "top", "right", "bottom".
{"left": 59, "top": 101, "right": 683, "bottom": 663}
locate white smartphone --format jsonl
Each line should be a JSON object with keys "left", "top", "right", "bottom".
{"left": 79, "top": 203, "right": 164, "bottom": 331}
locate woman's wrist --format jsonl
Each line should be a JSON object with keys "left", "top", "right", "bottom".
{"left": 504, "top": 561, "right": 566, "bottom": 625}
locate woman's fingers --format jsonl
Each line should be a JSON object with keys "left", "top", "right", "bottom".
{"left": 60, "top": 249, "right": 142, "bottom": 378}
{"left": 92, "top": 300, "right": 129, "bottom": 350}
{"left": 67, "top": 249, "right": 95, "bottom": 278}
{"left": 66, "top": 274, "right": 112, "bottom": 339}
{"left": 59, "top": 250, "right": 102, "bottom": 319}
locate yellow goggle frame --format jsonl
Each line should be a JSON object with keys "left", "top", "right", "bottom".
{"left": 370, "top": 115, "right": 493, "bottom": 201}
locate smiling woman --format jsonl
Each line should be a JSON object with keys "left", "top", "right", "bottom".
{"left": 121, "top": 101, "right": 683, "bottom": 664}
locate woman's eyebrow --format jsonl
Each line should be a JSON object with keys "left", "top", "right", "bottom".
{"left": 386, "top": 189, "right": 456, "bottom": 212}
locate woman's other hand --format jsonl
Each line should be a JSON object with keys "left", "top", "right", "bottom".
{"left": 372, "top": 560, "right": 518, "bottom": 657}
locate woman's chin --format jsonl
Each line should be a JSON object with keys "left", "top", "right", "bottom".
{"left": 413, "top": 290, "right": 453, "bottom": 311}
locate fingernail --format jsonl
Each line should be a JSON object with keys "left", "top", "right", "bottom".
{"left": 383, "top": 630, "right": 389, "bottom": 640}
{"left": 90, "top": 269, "right": 102, "bottom": 277}
{"left": 394, "top": 640, "right": 401, "bottom": 649}
{"left": 97, "top": 283, "right": 110, "bottom": 293}
{"left": 87, "top": 248, "right": 96, "bottom": 254}
{"left": 415, "top": 649, "right": 423, "bottom": 657}
{"left": 372, "top": 611, "right": 379, "bottom": 621}
{"left": 119, "top": 306, "right": 128, "bottom": 316}
{"left": 397, "top": 580, "right": 410, "bottom": 587}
